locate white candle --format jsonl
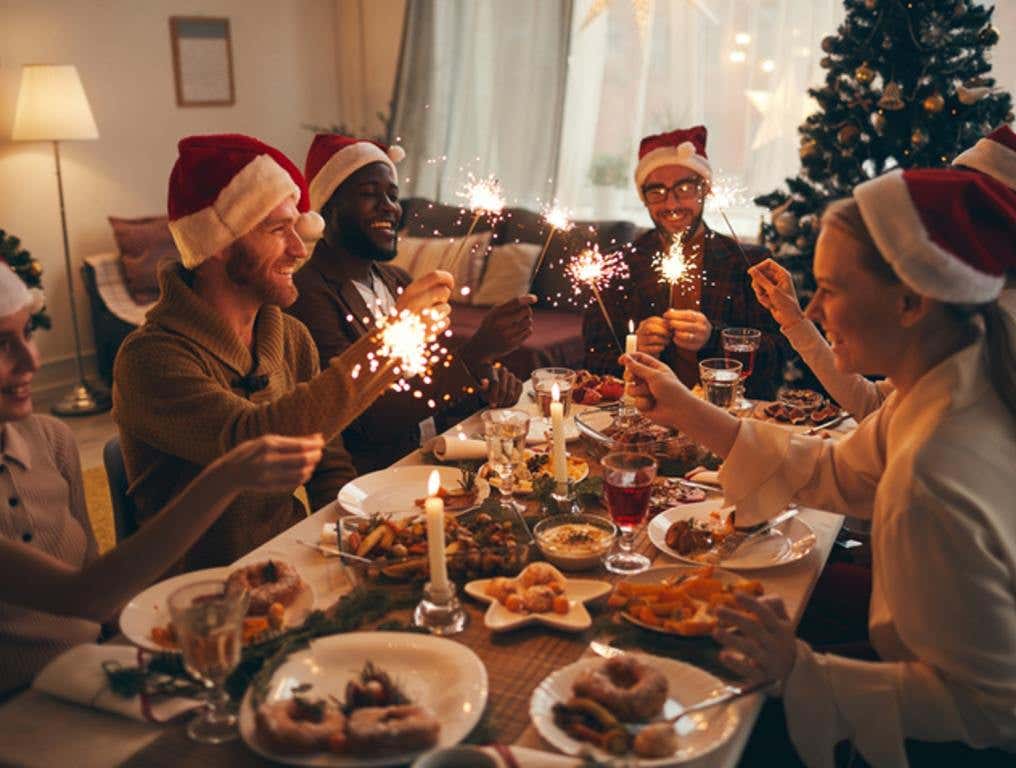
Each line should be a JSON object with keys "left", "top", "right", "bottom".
{"left": 625, "top": 318, "right": 637, "bottom": 355}
{"left": 550, "top": 383, "right": 568, "bottom": 487}
{"left": 424, "top": 470, "right": 450, "bottom": 597}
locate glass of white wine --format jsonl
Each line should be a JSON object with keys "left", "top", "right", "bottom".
{"left": 482, "top": 408, "right": 530, "bottom": 513}
{"left": 168, "top": 579, "right": 249, "bottom": 744}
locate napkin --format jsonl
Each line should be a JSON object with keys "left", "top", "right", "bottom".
{"left": 32, "top": 644, "right": 201, "bottom": 723}
{"left": 484, "top": 745, "right": 581, "bottom": 767}
{"left": 425, "top": 435, "right": 488, "bottom": 461}
{"left": 321, "top": 521, "right": 339, "bottom": 546}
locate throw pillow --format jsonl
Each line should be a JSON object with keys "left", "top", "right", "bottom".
{"left": 108, "top": 216, "right": 181, "bottom": 304}
{"left": 392, "top": 232, "right": 491, "bottom": 305}
{"left": 471, "top": 242, "right": 540, "bottom": 306}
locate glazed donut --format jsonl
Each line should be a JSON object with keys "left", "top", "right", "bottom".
{"left": 255, "top": 697, "right": 345, "bottom": 754}
{"left": 346, "top": 705, "right": 440, "bottom": 753}
{"left": 572, "top": 655, "right": 668, "bottom": 722}
{"left": 226, "top": 559, "right": 304, "bottom": 615}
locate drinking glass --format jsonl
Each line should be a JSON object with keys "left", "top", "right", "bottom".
{"left": 699, "top": 358, "right": 742, "bottom": 411}
{"left": 168, "top": 580, "right": 249, "bottom": 744}
{"left": 532, "top": 367, "right": 576, "bottom": 427}
{"left": 482, "top": 409, "right": 530, "bottom": 513}
{"left": 721, "top": 327, "right": 761, "bottom": 411}
{"left": 601, "top": 451, "right": 657, "bottom": 574}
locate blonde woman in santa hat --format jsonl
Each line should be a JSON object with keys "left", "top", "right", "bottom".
{"left": 0, "top": 263, "right": 323, "bottom": 698}
{"left": 114, "top": 134, "right": 453, "bottom": 571}
{"left": 749, "top": 124, "right": 1016, "bottom": 421}
{"left": 623, "top": 168, "right": 1016, "bottom": 765}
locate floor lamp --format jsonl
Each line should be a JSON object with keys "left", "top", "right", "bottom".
{"left": 12, "top": 64, "right": 110, "bottom": 415}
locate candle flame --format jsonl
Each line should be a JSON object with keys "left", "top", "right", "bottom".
{"left": 427, "top": 469, "right": 441, "bottom": 497}
{"left": 551, "top": 382, "right": 560, "bottom": 403}
{"left": 628, "top": 319, "right": 635, "bottom": 333}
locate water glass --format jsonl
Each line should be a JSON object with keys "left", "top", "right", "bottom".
{"left": 532, "top": 367, "right": 576, "bottom": 420}
{"left": 168, "top": 580, "right": 249, "bottom": 744}
{"left": 482, "top": 409, "right": 530, "bottom": 513}
{"left": 721, "top": 327, "right": 761, "bottom": 410}
{"left": 699, "top": 358, "right": 742, "bottom": 410}
{"left": 601, "top": 451, "right": 657, "bottom": 574}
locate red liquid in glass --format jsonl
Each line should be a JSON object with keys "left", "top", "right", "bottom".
{"left": 724, "top": 345, "right": 756, "bottom": 379}
{"left": 605, "top": 481, "right": 653, "bottom": 528}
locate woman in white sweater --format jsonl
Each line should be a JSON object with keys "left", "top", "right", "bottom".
{"left": 0, "top": 265, "right": 323, "bottom": 696}
{"left": 624, "top": 168, "right": 1016, "bottom": 766}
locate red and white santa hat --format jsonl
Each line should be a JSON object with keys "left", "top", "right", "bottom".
{"left": 853, "top": 167, "right": 1016, "bottom": 304}
{"left": 305, "top": 134, "right": 406, "bottom": 213}
{"left": 167, "top": 134, "right": 324, "bottom": 269}
{"left": 952, "top": 124, "right": 1016, "bottom": 190}
{"left": 635, "top": 125, "right": 711, "bottom": 198}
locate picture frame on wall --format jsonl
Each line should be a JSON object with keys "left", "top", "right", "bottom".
{"left": 169, "top": 16, "right": 235, "bottom": 107}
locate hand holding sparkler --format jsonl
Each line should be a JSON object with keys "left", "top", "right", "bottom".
{"left": 664, "top": 308, "right": 712, "bottom": 351}
{"left": 636, "top": 316, "right": 669, "bottom": 357}
{"left": 747, "top": 258, "right": 805, "bottom": 329}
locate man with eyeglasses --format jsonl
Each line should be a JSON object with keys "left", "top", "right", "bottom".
{"left": 582, "top": 126, "right": 788, "bottom": 399}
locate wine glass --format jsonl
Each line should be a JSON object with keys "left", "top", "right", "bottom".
{"left": 482, "top": 409, "right": 530, "bottom": 514}
{"left": 601, "top": 451, "right": 658, "bottom": 574}
{"left": 699, "top": 358, "right": 742, "bottom": 411}
{"left": 168, "top": 579, "right": 249, "bottom": 744}
{"left": 721, "top": 327, "right": 761, "bottom": 411}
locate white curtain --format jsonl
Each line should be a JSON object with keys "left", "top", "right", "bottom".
{"left": 557, "top": 0, "right": 843, "bottom": 234}
{"left": 391, "top": 0, "right": 572, "bottom": 206}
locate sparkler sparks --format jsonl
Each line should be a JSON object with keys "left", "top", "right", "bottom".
{"left": 368, "top": 307, "right": 450, "bottom": 399}
{"left": 705, "top": 173, "right": 748, "bottom": 215}
{"left": 566, "top": 245, "right": 629, "bottom": 351}
{"left": 526, "top": 201, "right": 576, "bottom": 293}
{"left": 458, "top": 174, "right": 506, "bottom": 218}
{"left": 654, "top": 236, "right": 702, "bottom": 306}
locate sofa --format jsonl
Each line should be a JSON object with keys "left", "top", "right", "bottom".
{"left": 84, "top": 203, "right": 647, "bottom": 384}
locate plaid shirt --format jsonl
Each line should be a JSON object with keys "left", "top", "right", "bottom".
{"left": 582, "top": 226, "right": 790, "bottom": 399}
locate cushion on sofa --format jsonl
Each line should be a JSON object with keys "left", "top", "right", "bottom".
{"left": 108, "top": 216, "right": 180, "bottom": 304}
{"left": 470, "top": 242, "right": 540, "bottom": 306}
{"left": 393, "top": 232, "right": 491, "bottom": 304}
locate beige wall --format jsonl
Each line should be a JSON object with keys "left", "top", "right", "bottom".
{"left": 0, "top": 0, "right": 341, "bottom": 383}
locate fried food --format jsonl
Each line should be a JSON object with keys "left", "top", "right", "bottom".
{"left": 572, "top": 655, "right": 668, "bottom": 722}
{"left": 484, "top": 562, "right": 568, "bottom": 615}
{"left": 226, "top": 559, "right": 304, "bottom": 615}
{"left": 345, "top": 705, "right": 440, "bottom": 753}
{"left": 255, "top": 697, "right": 346, "bottom": 754}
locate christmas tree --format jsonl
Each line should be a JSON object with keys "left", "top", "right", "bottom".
{"left": 0, "top": 229, "right": 50, "bottom": 330}
{"left": 755, "top": 0, "right": 1012, "bottom": 307}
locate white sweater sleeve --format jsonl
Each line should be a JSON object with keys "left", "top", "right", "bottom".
{"left": 782, "top": 319, "right": 891, "bottom": 420}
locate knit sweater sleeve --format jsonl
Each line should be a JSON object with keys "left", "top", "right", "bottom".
{"left": 113, "top": 329, "right": 399, "bottom": 467}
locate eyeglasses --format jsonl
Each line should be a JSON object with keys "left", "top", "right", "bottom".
{"left": 642, "top": 179, "right": 705, "bottom": 204}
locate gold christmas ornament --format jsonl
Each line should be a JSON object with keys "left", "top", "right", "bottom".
{"left": 821, "top": 35, "right": 836, "bottom": 53}
{"left": 820, "top": 56, "right": 834, "bottom": 69}
{"left": 911, "top": 128, "right": 929, "bottom": 148}
{"left": 855, "top": 63, "right": 875, "bottom": 85}
{"left": 870, "top": 111, "right": 887, "bottom": 134}
{"left": 799, "top": 139, "right": 819, "bottom": 160}
{"left": 865, "top": 0, "right": 877, "bottom": 9}
{"left": 978, "top": 25, "right": 999, "bottom": 46}
{"left": 922, "top": 92, "right": 945, "bottom": 113}
{"left": 878, "top": 81, "right": 906, "bottom": 110}
{"left": 837, "top": 124, "right": 860, "bottom": 145}
{"left": 957, "top": 85, "right": 989, "bottom": 105}
{"left": 774, "top": 211, "right": 799, "bottom": 237}
{"left": 799, "top": 214, "right": 818, "bottom": 232}
{"left": 29, "top": 262, "right": 43, "bottom": 277}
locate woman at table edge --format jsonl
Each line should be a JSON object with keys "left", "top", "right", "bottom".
{"left": 623, "top": 168, "right": 1016, "bottom": 765}
{"left": 0, "top": 264, "right": 324, "bottom": 696}
{"left": 745, "top": 125, "right": 1016, "bottom": 422}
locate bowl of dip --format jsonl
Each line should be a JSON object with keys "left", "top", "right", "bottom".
{"left": 532, "top": 514, "right": 618, "bottom": 571}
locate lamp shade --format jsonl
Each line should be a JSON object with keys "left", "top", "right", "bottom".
{"left": 11, "top": 64, "right": 98, "bottom": 141}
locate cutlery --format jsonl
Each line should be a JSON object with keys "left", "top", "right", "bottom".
{"left": 296, "top": 539, "right": 373, "bottom": 564}
{"left": 721, "top": 507, "right": 799, "bottom": 559}
{"left": 804, "top": 411, "right": 850, "bottom": 435}
{"left": 677, "top": 478, "right": 721, "bottom": 493}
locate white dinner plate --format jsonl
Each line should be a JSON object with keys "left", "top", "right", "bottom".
{"left": 239, "top": 632, "right": 488, "bottom": 767}
{"left": 337, "top": 465, "right": 489, "bottom": 519}
{"left": 464, "top": 578, "right": 611, "bottom": 633}
{"left": 648, "top": 499, "right": 816, "bottom": 570}
{"left": 526, "top": 417, "right": 580, "bottom": 444}
{"left": 530, "top": 654, "right": 740, "bottom": 765}
{"left": 119, "top": 562, "right": 315, "bottom": 653}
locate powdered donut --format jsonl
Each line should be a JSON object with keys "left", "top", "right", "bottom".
{"left": 572, "top": 655, "right": 668, "bottom": 722}
{"left": 226, "top": 559, "right": 304, "bottom": 614}
{"left": 346, "top": 704, "right": 440, "bottom": 753}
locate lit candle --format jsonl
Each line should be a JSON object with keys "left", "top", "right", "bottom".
{"left": 625, "top": 319, "right": 637, "bottom": 355}
{"left": 424, "top": 470, "right": 450, "bottom": 597}
{"left": 550, "top": 382, "right": 568, "bottom": 488}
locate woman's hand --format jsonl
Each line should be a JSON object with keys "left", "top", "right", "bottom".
{"left": 619, "top": 351, "right": 688, "bottom": 425}
{"left": 212, "top": 434, "right": 325, "bottom": 493}
{"left": 713, "top": 593, "right": 797, "bottom": 687}
{"left": 747, "top": 259, "right": 804, "bottom": 329}
{"left": 636, "top": 316, "right": 670, "bottom": 357}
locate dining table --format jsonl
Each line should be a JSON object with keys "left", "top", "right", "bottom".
{"left": 0, "top": 385, "right": 851, "bottom": 768}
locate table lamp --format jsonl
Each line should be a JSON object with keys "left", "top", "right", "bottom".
{"left": 11, "top": 64, "right": 110, "bottom": 415}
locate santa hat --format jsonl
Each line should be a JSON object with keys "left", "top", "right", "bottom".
{"left": 853, "top": 168, "right": 1016, "bottom": 304}
{"left": 305, "top": 134, "right": 406, "bottom": 213}
{"left": 0, "top": 263, "right": 44, "bottom": 319}
{"left": 952, "top": 125, "right": 1016, "bottom": 190}
{"left": 167, "top": 134, "right": 324, "bottom": 269}
{"left": 635, "top": 125, "right": 711, "bottom": 198}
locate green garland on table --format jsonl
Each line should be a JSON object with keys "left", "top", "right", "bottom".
{"left": 105, "top": 584, "right": 421, "bottom": 705}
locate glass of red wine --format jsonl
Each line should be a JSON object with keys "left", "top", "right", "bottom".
{"left": 721, "top": 327, "right": 761, "bottom": 412}
{"left": 601, "top": 451, "right": 658, "bottom": 574}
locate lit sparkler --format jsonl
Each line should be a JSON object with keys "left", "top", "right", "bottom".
{"left": 654, "top": 236, "right": 702, "bottom": 307}
{"left": 448, "top": 174, "right": 506, "bottom": 272}
{"left": 527, "top": 202, "right": 575, "bottom": 292}
{"left": 705, "top": 172, "right": 754, "bottom": 268}
{"left": 368, "top": 306, "right": 451, "bottom": 395}
{"left": 566, "top": 245, "right": 628, "bottom": 351}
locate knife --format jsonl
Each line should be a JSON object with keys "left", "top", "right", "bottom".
{"left": 804, "top": 411, "right": 850, "bottom": 436}
{"left": 722, "top": 507, "right": 799, "bottom": 558}
{"left": 296, "top": 539, "right": 374, "bottom": 564}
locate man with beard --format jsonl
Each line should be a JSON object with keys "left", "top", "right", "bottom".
{"left": 583, "top": 126, "right": 788, "bottom": 399}
{"left": 113, "top": 134, "right": 452, "bottom": 569}
{"left": 288, "top": 134, "right": 535, "bottom": 473}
